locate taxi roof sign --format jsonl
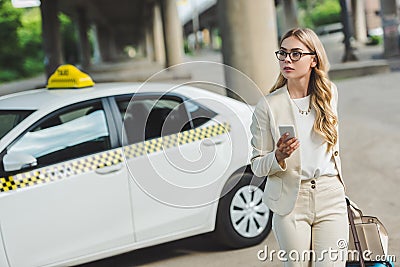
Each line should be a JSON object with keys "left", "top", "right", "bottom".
{"left": 47, "top": 65, "right": 95, "bottom": 89}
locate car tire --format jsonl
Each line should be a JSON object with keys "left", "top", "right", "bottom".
{"left": 214, "top": 172, "right": 273, "bottom": 249}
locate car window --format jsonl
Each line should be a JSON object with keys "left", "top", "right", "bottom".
{"left": 8, "top": 101, "right": 111, "bottom": 168}
{"left": 0, "top": 110, "right": 35, "bottom": 139}
{"left": 116, "top": 96, "right": 191, "bottom": 144}
{"left": 185, "top": 100, "right": 217, "bottom": 128}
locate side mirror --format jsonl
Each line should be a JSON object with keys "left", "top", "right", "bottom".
{"left": 3, "top": 152, "right": 37, "bottom": 172}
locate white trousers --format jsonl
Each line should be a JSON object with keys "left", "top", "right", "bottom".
{"left": 272, "top": 175, "right": 349, "bottom": 267}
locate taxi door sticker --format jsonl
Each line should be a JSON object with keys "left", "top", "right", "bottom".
{"left": 0, "top": 123, "right": 230, "bottom": 192}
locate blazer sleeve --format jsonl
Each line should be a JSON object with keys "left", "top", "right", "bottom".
{"left": 250, "top": 98, "right": 286, "bottom": 177}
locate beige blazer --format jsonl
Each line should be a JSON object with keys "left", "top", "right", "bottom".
{"left": 250, "top": 85, "right": 345, "bottom": 216}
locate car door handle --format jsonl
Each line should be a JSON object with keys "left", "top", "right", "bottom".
{"left": 95, "top": 163, "right": 123, "bottom": 174}
{"left": 202, "top": 138, "right": 225, "bottom": 146}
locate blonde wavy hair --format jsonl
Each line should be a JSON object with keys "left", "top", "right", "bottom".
{"left": 270, "top": 28, "right": 337, "bottom": 151}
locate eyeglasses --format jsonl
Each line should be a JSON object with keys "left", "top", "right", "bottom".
{"left": 275, "top": 50, "right": 315, "bottom": 62}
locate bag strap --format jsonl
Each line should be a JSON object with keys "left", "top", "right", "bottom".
{"left": 349, "top": 201, "right": 364, "bottom": 218}
{"left": 346, "top": 197, "right": 365, "bottom": 267}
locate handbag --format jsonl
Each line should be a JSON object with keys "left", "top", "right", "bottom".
{"left": 346, "top": 197, "right": 392, "bottom": 267}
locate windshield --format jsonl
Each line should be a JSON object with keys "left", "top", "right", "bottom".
{"left": 0, "top": 110, "right": 35, "bottom": 139}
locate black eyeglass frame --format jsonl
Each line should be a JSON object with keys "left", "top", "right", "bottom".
{"left": 275, "top": 50, "right": 316, "bottom": 62}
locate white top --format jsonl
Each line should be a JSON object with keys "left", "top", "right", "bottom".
{"left": 291, "top": 95, "right": 338, "bottom": 180}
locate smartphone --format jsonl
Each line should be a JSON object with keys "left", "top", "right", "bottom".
{"left": 279, "top": 125, "right": 296, "bottom": 140}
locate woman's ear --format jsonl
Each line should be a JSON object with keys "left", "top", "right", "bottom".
{"left": 311, "top": 57, "right": 317, "bottom": 68}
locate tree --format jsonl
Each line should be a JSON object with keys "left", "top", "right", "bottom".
{"left": 59, "top": 13, "right": 79, "bottom": 65}
{"left": 18, "top": 7, "right": 44, "bottom": 75}
{"left": 0, "top": 0, "right": 24, "bottom": 81}
{"left": 298, "top": 0, "right": 341, "bottom": 28}
{"left": 310, "top": 0, "right": 341, "bottom": 27}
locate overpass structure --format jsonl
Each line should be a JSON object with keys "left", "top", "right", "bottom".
{"left": 38, "top": 0, "right": 280, "bottom": 103}
{"left": 41, "top": 0, "right": 183, "bottom": 75}
{"left": 34, "top": 0, "right": 398, "bottom": 104}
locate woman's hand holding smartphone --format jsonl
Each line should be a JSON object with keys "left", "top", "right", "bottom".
{"left": 275, "top": 125, "right": 300, "bottom": 168}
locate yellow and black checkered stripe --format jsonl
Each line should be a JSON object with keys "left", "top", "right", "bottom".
{"left": 0, "top": 122, "right": 231, "bottom": 193}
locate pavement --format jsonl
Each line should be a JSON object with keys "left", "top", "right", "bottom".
{"left": 1, "top": 41, "right": 400, "bottom": 266}
{"left": 324, "top": 34, "right": 398, "bottom": 79}
{"left": 335, "top": 72, "right": 400, "bottom": 264}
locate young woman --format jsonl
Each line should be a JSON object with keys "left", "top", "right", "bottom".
{"left": 250, "top": 28, "right": 348, "bottom": 267}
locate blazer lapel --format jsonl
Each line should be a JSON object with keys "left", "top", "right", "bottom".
{"left": 266, "top": 86, "right": 301, "bottom": 172}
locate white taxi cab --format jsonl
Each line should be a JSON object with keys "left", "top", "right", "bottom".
{"left": 0, "top": 65, "right": 272, "bottom": 267}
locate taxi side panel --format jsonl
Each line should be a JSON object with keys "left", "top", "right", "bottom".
{"left": 0, "top": 227, "right": 10, "bottom": 267}
{"left": 0, "top": 163, "right": 134, "bottom": 267}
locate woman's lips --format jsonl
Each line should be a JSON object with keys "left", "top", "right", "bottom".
{"left": 283, "top": 66, "right": 294, "bottom": 72}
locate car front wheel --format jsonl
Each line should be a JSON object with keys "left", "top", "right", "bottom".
{"left": 214, "top": 172, "right": 273, "bottom": 248}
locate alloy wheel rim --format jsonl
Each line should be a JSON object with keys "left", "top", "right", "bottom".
{"left": 229, "top": 185, "right": 270, "bottom": 238}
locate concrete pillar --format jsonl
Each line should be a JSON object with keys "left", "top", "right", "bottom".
{"left": 77, "top": 8, "right": 91, "bottom": 70}
{"left": 351, "top": 0, "right": 368, "bottom": 43}
{"left": 96, "top": 24, "right": 118, "bottom": 62}
{"left": 340, "top": 0, "right": 358, "bottom": 62}
{"left": 282, "top": 0, "right": 299, "bottom": 32}
{"left": 380, "top": 0, "right": 400, "bottom": 57}
{"left": 91, "top": 25, "right": 101, "bottom": 63}
{"left": 109, "top": 33, "right": 118, "bottom": 60}
{"left": 96, "top": 25, "right": 111, "bottom": 62}
{"left": 153, "top": 3, "right": 166, "bottom": 64}
{"left": 218, "top": 0, "right": 279, "bottom": 104}
{"left": 209, "top": 26, "right": 215, "bottom": 49}
{"left": 137, "top": 41, "right": 146, "bottom": 58}
{"left": 160, "top": 0, "right": 184, "bottom": 67}
{"left": 191, "top": 1, "right": 201, "bottom": 51}
{"left": 145, "top": 25, "right": 155, "bottom": 61}
{"left": 40, "top": 0, "right": 63, "bottom": 78}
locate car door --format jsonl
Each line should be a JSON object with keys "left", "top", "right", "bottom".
{"left": 111, "top": 93, "right": 233, "bottom": 242}
{"left": 0, "top": 99, "right": 133, "bottom": 267}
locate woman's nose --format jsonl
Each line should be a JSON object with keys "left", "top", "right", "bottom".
{"left": 284, "top": 54, "right": 292, "bottom": 63}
